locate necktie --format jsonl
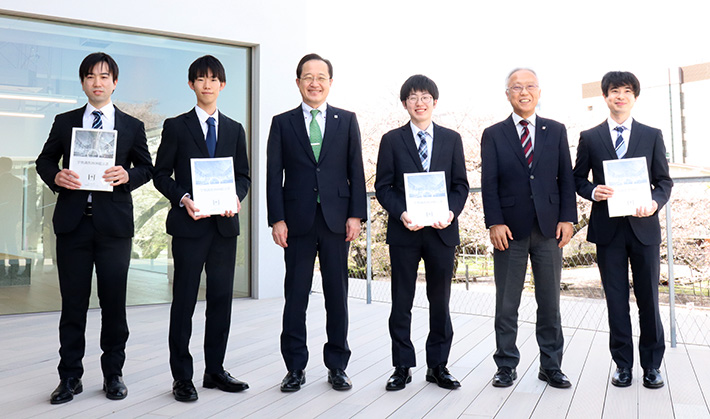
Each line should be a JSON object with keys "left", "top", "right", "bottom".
{"left": 92, "top": 110, "right": 103, "bottom": 129}
{"left": 520, "top": 120, "right": 533, "bottom": 168}
{"left": 309, "top": 109, "right": 322, "bottom": 161}
{"left": 417, "top": 130, "right": 429, "bottom": 172}
{"left": 614, "top": 126, "right": 626, "bottom": 158}
{"left": 206, "top": 117, "right": 216, "bottom": 158}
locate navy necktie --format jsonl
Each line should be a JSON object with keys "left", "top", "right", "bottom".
{"left": 417, "top": 130, "right": 429, "bottom": 172}
{"left": 92, "top": 110, "right": 103, "bottom": 129}
{"left": 206, "top": 117, "right": 216, "bottom": 158}
{"left": 520, "top": 120, "right": 533, "bottom": 168}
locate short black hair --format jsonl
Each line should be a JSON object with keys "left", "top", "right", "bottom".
{"left": 188, "top": 55, "right": 226, "bottom": 83}
{"left": 601, "top": 71, "right": 640, "bottom": 98}
{"left": 79, "top": 52, "right": 118, "bottom": 82}
{"left": 296, "top": 53, "right": 333, "bottom": 79}
{"left": 399, "top": 74, "right": 439, "bottom": 102}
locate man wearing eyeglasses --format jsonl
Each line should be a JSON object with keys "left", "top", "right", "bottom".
{"left": 375, "top": 75, "right": 469, "bottom": 391}
{"left": 266, "top": 53, "right": 367, "bottom": 392}
{"left": 481, "top": 68, "right": 577, "bottom": 389}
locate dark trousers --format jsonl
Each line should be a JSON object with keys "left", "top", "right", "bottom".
{"left": 389, "top": 228, "right": 455, "bottom": 369}
{"left": 280, "top": 205, "right": 350, "bottom": 371}
{"left": 169, "top": 221, "right": 237, "bottom": 380}
{"left": 596, "top": 218, "right": 665, "bottom": 369}
{"left": 493, "top": 222, "right": 563, "bottom": 370}
{"left": 55, "top": 215, "right": 131, "bottom": 379}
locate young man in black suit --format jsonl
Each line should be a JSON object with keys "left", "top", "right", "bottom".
{"left": 266, "top": 53, "right": 367, "bottom": 392}
{"left": 375, "top": 75, "right": 469, "bottom": 391}
{"left": 36, "top": 52, "right": 153, "bottom": 404}
{"left": 481, "top": 68, "right": 577, "bottom": 389}
{"left": 573, "top": 71, "right": 672, "bottom": 389}
{"left": 153, "top": 55, "right": 251, "bottom": 401}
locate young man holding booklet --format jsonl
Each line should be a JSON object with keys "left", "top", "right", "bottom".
{"left": 153, "top": 55, "right": 250, "bottom": 401}
{"left": 36, "top": 52, "right": 153, "bottom": 404}
{"left": 374, "top": 74, "right": 469, "bottom": 391}
{"left": 573, "top": 71, "right": 673, "bottom": 389}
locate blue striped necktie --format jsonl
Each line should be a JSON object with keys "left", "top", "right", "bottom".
{"left": 614, "top": 126, "right": 626, "bottom": 158}
{"left": 92, "top": 110, "right": 103, "bottom": 129}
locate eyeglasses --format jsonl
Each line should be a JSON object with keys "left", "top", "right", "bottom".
{"left": 300, "top": 75, "right": 330, "bottom": 84}
{"left": 406, "top": 95, "right": 434, "bottom": 104}
{"left": 507, "top": 84, "right": 539, "bottom": 93}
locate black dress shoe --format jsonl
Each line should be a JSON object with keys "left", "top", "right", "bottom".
{"left": 643, "top": 368, "right": 664, "bottom": 389}
{"left": 611, "top": 367, "right": 632, "bottom": 387}
{"left": 173, "top": 379, "right": 198, "bottom": 402}
{"left": 538, "top": 368, "right": 572, "bottom": 388}
{"left": 425, "top": 365, "right": 461, "bottom": 389}
{"left": 204, "top": 370, "right": 249, "bottom": 392}
{"left": 328, "top": 369, "right": 352, "bottom": 391}
{"left": 385, "top": 367, "right": 412, "bottom": 391}
{"left": 281, "top": 370, "right": 305, "bottom": 392}
{"left": 50, "top": 377, "right": 83, "bottom": 404}
{"left": 103, "top": 375, "right": 128, "bottom": 400}
{"left": 492, "top": 367, "right": 517, "bottom": 387}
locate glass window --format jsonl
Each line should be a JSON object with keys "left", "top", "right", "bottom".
{"left": 0, "top": 14, "right": 251, "bottom": 314}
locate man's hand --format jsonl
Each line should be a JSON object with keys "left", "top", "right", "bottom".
{"left": 345, "top": 217, "right": 362, "bottom": 242}
{"left": 634, "top": 200, "right": 658, "bottom": 218}
{"left": 593, "top": 185, "right": 614, "bottom": 201}
{"left": 272, "top": 220, "right": 288, "bottom": 248}
{"left": 54, "top": 169, "right": 82, "bottom": 190}
{"left": 181, "top": 195, "right": 210, "bottom": 221}
{"left": 219, "top": 197, "right": 241, "bottom": 218}
{"left": 104, "top": 165, "right": 129, "bottom": 186}
{"left": 400, "top": 211, "right": 424, "bottom": 231}
{"left": 556, "top": 222, "right": 574, "bottom": 248}
{"left": 431, "top": 211, "right": 454, "bottom": 230}
{"left": 489, "top": 224, "right": 513, "bottom": 251}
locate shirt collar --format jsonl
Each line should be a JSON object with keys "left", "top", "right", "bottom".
{"left": 302, "top": 102, "right": 327, "bottom": 117}
{"left": 512, "top": 112, "right": 536, "bottom": 128}
{"left": 409, "top": 121, "right": 434, "bottom": 139}
{"left": 86, "top": 101, "right": 115, "bottom": 120}
{"left": 607, "top": 116, "right": 633, "bottom": 131}
{"left": 194, "top": 105, "right": 219, "bottom": 125}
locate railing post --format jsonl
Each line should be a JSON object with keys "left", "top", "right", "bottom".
{"left": 666, "top": 201, "right": 676, "bottom": 348}
{"left": 366, "top": 196, "right": 372, "bottom": 304}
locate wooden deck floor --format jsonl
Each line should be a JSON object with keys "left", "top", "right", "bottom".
{"left": 1, "top": 295, "right": 709, "bottom": 418}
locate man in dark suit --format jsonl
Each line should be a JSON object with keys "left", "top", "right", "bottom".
{"left": 481, "top": 68, "right": 577, "bottom": 389}
{"left": 375, "top": 75, "right": 469, "bottom": 391}
{"left": 573, "top": 71, "right": 672, "bottom": 389}
{"left": 153, "top": 55, "right": 251, "bottom": 401}
{"left": 36, "top": 52, "right": 153, "bottom": 404}
{"left": 266, "top": 53, "right": 367, "bottom": 392}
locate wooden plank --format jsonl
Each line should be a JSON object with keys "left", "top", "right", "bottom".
{"left": 565, "top": 330, "right": 612, "bottom": 419}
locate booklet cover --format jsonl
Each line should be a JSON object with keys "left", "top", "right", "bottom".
{"left": 403, "top": 171, "right": 449, "bottom": 226}
{"left": 190, "top": 157, "right": 238, "bottom": 216}
{"left": 603, "top": 157, "right": 652, "bottom": 217}
{"left": 69, "top": 127, "right": 117, "bottom": 192}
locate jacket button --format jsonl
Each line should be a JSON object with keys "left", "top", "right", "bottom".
{"left": 316, "top": 168, "right": 321, "bottom": 172}
{"left": 313, "top": 188, "right": 318, "bottom": 192}
{"left": 530, "top": 175, "right": 535, "bottom": 180}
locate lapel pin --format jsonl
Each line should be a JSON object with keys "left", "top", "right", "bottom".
{"left": 542, "top": 126, "right": 546, "bottom": 130}
{"left": 334, "top": 114, "right": 338, "bottom": 119}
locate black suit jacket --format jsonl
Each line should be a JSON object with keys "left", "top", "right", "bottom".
{"left": 573, "top": 119, "right": 673, "bottom": 246}
{"left": 266, "top": 104, "right": 367, "bottom": 235}
{"left": 375, "top": 123, "right": 469, "bottom": 247}
{"left": 36, "top": 105, "right": 153, "bottom": 237}
{"left": 153, "top": 109, "right": 250, "bottom": 238}
{"left": 481, "top": 115, "right": 577, "bottom": 239}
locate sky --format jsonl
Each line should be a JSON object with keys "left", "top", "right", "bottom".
{"left": 306, "top": 0, "right": 710, "bottom": 124}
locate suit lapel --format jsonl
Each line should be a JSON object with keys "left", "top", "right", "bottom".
{"left": 318, "top": 104, "right": 340, "bottom": 162}
{"left": 399, "top": 124, "right": 424, "bottom": 172}
{"left": 531, "top": 117, "right": 548, "bottom": 171}
{"left": 287, "top": 106, "right": 316, "bottom": 164}
{"left": 626, "top": 120, "right": 643, "bottom": 158}
{"left": 72, "top": 105, "right": 87, "bottom": 129}
{"left": 184, "top": 109, "right": 209, "bottom": 157}
{"left": 595, "top": 121, "right": 617, "bottom": 160}
{"left": 502, "top": 115, "right": 528, "bottom": 168}
{"left": 214, "top": 113, "right": 232, "bottom": 157}
{"left": 430, "top": 123, "right": 445, "bottom": 172}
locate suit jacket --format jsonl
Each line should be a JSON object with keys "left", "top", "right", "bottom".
{"left": 153, "top": 109, "right": 250, "bottom": 238}
{"left": 35, "top": 105, "right": 153, "bottom": 238}
{"left": 266, "top": 104, "right": 367, "bottom": 235}
{"left": 573, "top": 119, "right": 673, "bottom": 246}
{"left": 375, "top": 123, "right": 469, "bottom": 247}
{"left": 481, "top": 115, "right": 577, "bottom": 239}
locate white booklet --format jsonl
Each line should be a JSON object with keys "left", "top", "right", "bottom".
{"left": 190, "top": 157, "right": 238, "bottom": 216}
{"left": 404, "top": 171, "right": 449, "bottom": 226}
{"left": 603, "top": 157, "right": 652, "bottom": 218}
{"left": 69, "top": 127, "right": 117, "bottom": 192}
